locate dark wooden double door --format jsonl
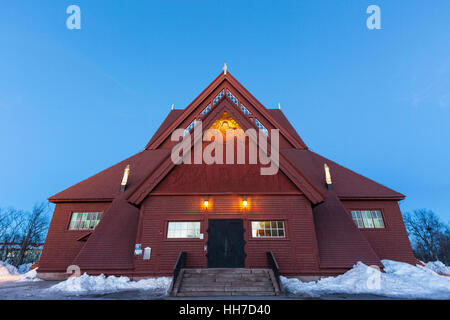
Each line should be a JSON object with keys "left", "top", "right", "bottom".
{"left": 206, "top": 219, "right": 246, "bottom": 268}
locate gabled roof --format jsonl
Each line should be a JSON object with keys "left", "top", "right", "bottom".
{"left": 267, "top": 109, "right": 306, "bottom": 147}
{"left": 49, "top": 149, "right": 169, "bottom": 202}
{"left": 145, "top": 109, "right": 184, "bottom": 149}
{"left": 49, "top": 71, "right": 404, "bottom": 203}
{"left": 145, "top": 72, "right": 307, "bottom": 150}
{"left": 127, "top": 98, "right": 325, "bottom": 205}
{"left": 282, "top": 149, "right": 405, "bottom": 200}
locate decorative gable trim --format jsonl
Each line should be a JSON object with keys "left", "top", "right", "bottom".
{"left": 145, "top": 72, "right": 307, "bottom": 150}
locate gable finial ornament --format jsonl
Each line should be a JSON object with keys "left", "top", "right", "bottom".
{"left": 171, "top": 104, "right": 174, "bottom": 110}
{"left": 223, "top": 62, "right": 227, "bottom": 75}
{"left": 278, "top": 102, "right": 281, "bottom": 110}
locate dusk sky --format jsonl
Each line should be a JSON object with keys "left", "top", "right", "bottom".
{"left": 0, "top": 1, "right": 449, "bottom": 222}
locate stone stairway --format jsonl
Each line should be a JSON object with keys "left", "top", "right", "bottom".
{"left": 170, "top": 268, "right": 281, "bottom": 297}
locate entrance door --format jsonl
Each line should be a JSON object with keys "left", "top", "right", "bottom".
{"left": 207, "top": 219, "right": 246, "bottom": 268}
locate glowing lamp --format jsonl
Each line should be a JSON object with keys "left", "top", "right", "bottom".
{"left": 204, "top": 196, "right": 209, "bottom": 208}
{"left": 242, "top": 196, "right": 248, "bottom": 208}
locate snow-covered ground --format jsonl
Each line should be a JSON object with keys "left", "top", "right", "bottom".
{"left": 48, "top": 273, "right": 172, "bottom": 296}
{"left": 282, "top": 259, "right": 450, "bottom": 299}
{"left": 1, "top": 259, "right": 449, "bottom": 299}
{"left": 0, "top": 261, "right": 37, "bottom": 282}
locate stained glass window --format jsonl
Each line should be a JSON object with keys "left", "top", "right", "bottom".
{"left": 240, "top": 104, "right": 251, "bottom": 115}
{"left": 255, "top": 119, "right": 268, "bottom": 135}
{"left": 200, "top": 104, "right": 211, "bottom": 115}
{"left": 213, "top": 89, "right": 225, "bottom": 105}
{"left": 183, "top": 119, "right": 196, "bottom": 136}
{"left": 226, "top": 89, "right": 239, "bottom": 105}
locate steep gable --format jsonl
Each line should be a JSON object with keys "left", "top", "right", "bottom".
{"left": 127, "top": 98, "right": 324, "bottom": 205}
{"left": 145, "top": 72, "right": 307, "bottom": 150}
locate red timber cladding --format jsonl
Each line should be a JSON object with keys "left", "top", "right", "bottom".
{"left": 38, "top": 202, "right": 111, "bottom": 272}
{"left": 341, "top": 200, "right": 417, "bottom": 264}
{"left": 133, "top": 195, "right": 320, "bottom": 277}
{"left": 152, "top": 162, "right": 300, "bottom": 195}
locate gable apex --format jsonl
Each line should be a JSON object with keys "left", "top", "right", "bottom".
{"left": 145, "top": 72, "right": 308, "bottom": 150}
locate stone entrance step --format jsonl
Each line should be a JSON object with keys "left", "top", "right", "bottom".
{"left": 170, "top": 268, "right": 281, "bottom": 297}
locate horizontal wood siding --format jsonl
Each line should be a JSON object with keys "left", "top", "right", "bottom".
{"left": 38, "top": 202, "right": 112, "bottom": 272}
{"left": 133, "top": 194, "right": 320, "bottom": 276}
{"left": 341, "top": 200, "right": 417, "bottom": 264}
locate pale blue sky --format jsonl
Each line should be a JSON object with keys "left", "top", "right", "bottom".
{"left": 0, "top": 1, "right": 449, "bottom": 222}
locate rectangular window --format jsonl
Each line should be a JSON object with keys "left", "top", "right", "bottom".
{"left": 167, "top": 222, "right": 201, "bottom": 239}
{"left": 351, "top": 210, "right": 385, "bottom": 229}
{"left": 351, "top": 211, "right": 364, "bottom": 228}
{"left": 69, "top": 212, "right": 102, "bottom": 230}
{"left": 251, "top": 221, "right": 285, "bottom": 238}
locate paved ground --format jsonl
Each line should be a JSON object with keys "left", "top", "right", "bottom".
{"left": 0, "top": 280, "right": 393, "bottom": 300}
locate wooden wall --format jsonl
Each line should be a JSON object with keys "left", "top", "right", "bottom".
{"left": 341, "top": 200, "right": 417, "bottom": 264}
{"left": 38, "top": 202, "right": 111, "bottom": 273}
{"left": 133, "top": 194, "right": 320, "bottom": 277}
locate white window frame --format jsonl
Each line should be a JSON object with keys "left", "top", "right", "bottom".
{"left": 167, "top": 221, "right": 201, "bottom": 239}
{"left": 251, "top": 221, "right": 286, "bottom": 238}
{"left": 350, "top": 210, "right": 385, "bottom": 229}
{"left": 68, "top": 212, "right": 102, "bottom": 230}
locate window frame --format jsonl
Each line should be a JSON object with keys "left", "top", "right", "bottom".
{"left": 67, "top": 211, "right": 103, "bottom": 231}
{"left": 349, "top": 209, "right": 387, "bottom": 230}
{"left": 249, "top": 220, "right": 287, "bottom": 239}
{"left": 165, "top": 221, "right": 203, "bottom": 240}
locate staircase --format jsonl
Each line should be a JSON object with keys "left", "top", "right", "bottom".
{"left": 170, "top": 268, "right": 281, "bottom": 297}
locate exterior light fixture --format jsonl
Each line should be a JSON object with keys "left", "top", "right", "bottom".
{"left": 242, "top": 196, "right": 248, "bottom": 208}
{"left": 204, "top": 196, "right": 209, "bottom": 209}
{"left": 120, "top": 165, "right": 130, "bottom": 192}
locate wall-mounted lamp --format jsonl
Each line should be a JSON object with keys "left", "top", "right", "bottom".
{"left": 242, "top": 196, "right": 248, "bottom": 208}
{"left": 204, "top": 196, "right": 209, "bottom": 209}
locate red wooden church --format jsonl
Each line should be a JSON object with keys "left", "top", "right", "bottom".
{"left": 38, "top": 70, "right": 416, "bottom": 282}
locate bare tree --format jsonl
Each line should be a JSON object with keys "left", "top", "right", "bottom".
{"left": 0, "top": 208, "right": 27, "bottom": 262}
{"left": 14, "top": 203, "right": 50, "bottom": 266}
{"left": 403, "top": 209, "right": 450, "bottom": 264}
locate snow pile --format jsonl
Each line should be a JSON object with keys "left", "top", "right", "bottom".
{"left": 0, "top": 261, "right": 19, "bottom": 277}
{"left": 48, "top": 273, "right": 172, "bottom": 295}
{"left": 0, "top": 261, "right": 40, "bottom": 282}
{"left": 18, "top": 268, "right": 40, "bottom": 282}
{"left": 17, "top": 263, "right": 33, "bottom": 274}
{"left": 281, "top": 259, "right": 450, "bottom": 299}
{"left": 423, "top": 261, "right": 450, "bottom": 276}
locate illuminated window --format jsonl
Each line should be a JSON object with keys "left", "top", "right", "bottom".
{"left": 251, "top": 221, "right": 285, "bottom": 238}
{"left": 69, "top": 212, "right": 102, "bottom": 230}
{"left": 213, "top": 89, "right": 225, "bottom": 105}
{"left": 240, "top": 104, "right": 251, "bottom": 115}
{"left": 200, "top": 104, "right": 211, "bottom": 115}
{"left": 255, "top": 119, "right": 268, "bottom": 135}
{"left": 167, "top": 222, "right": 201, "bottom": 239}
{"left": 351, "top": 210, "right": 385, "bottom": 229}
{"left": 226, "top": 89, "right": 238, "bottom": 105}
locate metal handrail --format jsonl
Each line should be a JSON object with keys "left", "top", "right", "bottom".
{"left": 173, "top": 251, "right": 186, "bottom": 285}
{"left": 266, "top": 251, "right": 281, "bottom": 289}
